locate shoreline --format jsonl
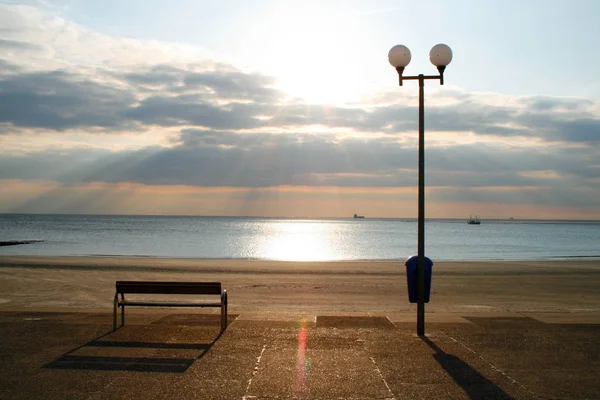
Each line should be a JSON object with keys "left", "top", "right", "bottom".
{"left": 2, "top": 254, "right": 600, "bottom": 264}
{"left": 0, "top": 255, "right": 600, "bottom": 270}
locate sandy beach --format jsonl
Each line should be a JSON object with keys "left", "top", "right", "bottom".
{"left": 1, "top": 256, "right": 599, "bottom": 314}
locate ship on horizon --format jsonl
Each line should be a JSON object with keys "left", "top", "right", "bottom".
{"left": 353, "top": 214, "right": 365, "bottom": 219}
{"left": 468, "top": 215, "right": 481, "bottom": 225}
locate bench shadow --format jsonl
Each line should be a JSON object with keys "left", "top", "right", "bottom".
{"left": 421, "top": 336, "right": 516, "bottom": 400}
{"left": 44, "top": 329, "right": 225, "bottom": 373}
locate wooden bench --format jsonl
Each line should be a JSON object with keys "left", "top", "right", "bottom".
{"left": 113, "top": 281, "right": 228, "bottom": 332}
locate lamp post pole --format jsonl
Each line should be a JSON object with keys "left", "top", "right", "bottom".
{"left": 388, "top": 44, "right": 453, "bottom": 336}
{"left": 417, "top": 75, "right": 425, "bottom": 335}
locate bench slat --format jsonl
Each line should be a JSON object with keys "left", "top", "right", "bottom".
{"left": 120, "top": 300, "right": 222, "bottom": 307}
{"left": 116, "top": 281, "right": 222, "bottom": 295}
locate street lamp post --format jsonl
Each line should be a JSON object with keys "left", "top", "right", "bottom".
{"left": 388, "top": 44, "right": 453, "bottom": 336}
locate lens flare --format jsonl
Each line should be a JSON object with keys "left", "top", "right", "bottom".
{"left": 294, "top": 319, "right": 310, "bottom": 397}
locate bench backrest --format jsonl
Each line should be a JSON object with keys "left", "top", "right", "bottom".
{"left": 116, "top": 281, "right": 222, "bottom": 295}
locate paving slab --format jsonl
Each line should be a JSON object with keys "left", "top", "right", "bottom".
{"left": 1, "top": 311, "right": 599, "bottom": 399}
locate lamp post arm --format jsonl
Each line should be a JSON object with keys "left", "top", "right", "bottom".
{"left": 401, "top": 75, "right": 444, "bottom": 83}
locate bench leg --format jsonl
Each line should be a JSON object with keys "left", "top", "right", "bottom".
{"left": 221, "top": 290, "right": 228, "bottom": 332}
{"left": 221, "top": 306, "right": 226, "bottom": 332}
{"left": 113, "top": 294, "right": 118, "bottom": 331}
{"left": 119, "top": 293, "right": 125, "bottom": 328}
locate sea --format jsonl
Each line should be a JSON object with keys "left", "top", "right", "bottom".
{"left": 1, "top": 214, "right": 599, "bottom": 261}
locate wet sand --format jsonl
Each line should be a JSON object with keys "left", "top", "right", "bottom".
{"left": 0, "top": 256, "right": 599, "bottom": 313}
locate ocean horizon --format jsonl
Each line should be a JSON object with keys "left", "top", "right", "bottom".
{"left": 1, "top": 213, "right": 599, "bottom": 262}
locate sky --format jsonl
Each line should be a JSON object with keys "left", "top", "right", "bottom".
{"left": 1, "top": 0, "right": 599, "bottom": 219}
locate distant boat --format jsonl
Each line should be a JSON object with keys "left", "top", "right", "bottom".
{"left": 353, "top": 214, "right": 365, "bottom": 219}
{"left": 467, "top": 215, "right": 481, "bottom": 225}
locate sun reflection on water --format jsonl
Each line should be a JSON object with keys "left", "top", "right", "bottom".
{"left": 261, "top": 221, "right": 338, "bottom": 261}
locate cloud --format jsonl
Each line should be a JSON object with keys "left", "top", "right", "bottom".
{"left": 518, "top": 96, "right": 594, "bottom": 112}
{"left": 0, "top": 3, "right": 212, "bottom": 69}
{"left": 183, "top": 70, "right": 282, "bottom": 103}
{"left": 516, "top": 113, "right": 600, "bottom": 143}
{"left": 0, "top": 68, "right": 137, "bottom": 130}
{"left": 0, "top": 3, "right": 599, "bottom": 216}
{"left": 2, "top": 4, "right": 600, "bottom": 143}
{"left": 3, "top": 59, "right": 599, "bottom": 142}
{"left": 123, "top": 65, "right": 183, "bottom": 87}
{"left": 0, "top": 59, "right": 23, "bottom": 74}
{"left": 1, "top": 130, "right": 597, "bottom": 198}
{"left": 431, "top": 185, "right": 599, "bottom": 208}
{"left": 0, "top": 38, "right": 46, "bottom": 52}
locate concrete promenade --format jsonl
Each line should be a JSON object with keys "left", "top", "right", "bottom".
{"left": 1, "top": 309, "right": 599, "bottom": 399}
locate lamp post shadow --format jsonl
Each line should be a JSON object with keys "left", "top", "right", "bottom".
{"left": 420, "top": 336, "right": 517, "bottom": 400}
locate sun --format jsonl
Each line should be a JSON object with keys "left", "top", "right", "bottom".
{"left": 246, "top": 3, "right": 374, "bottom": 105}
